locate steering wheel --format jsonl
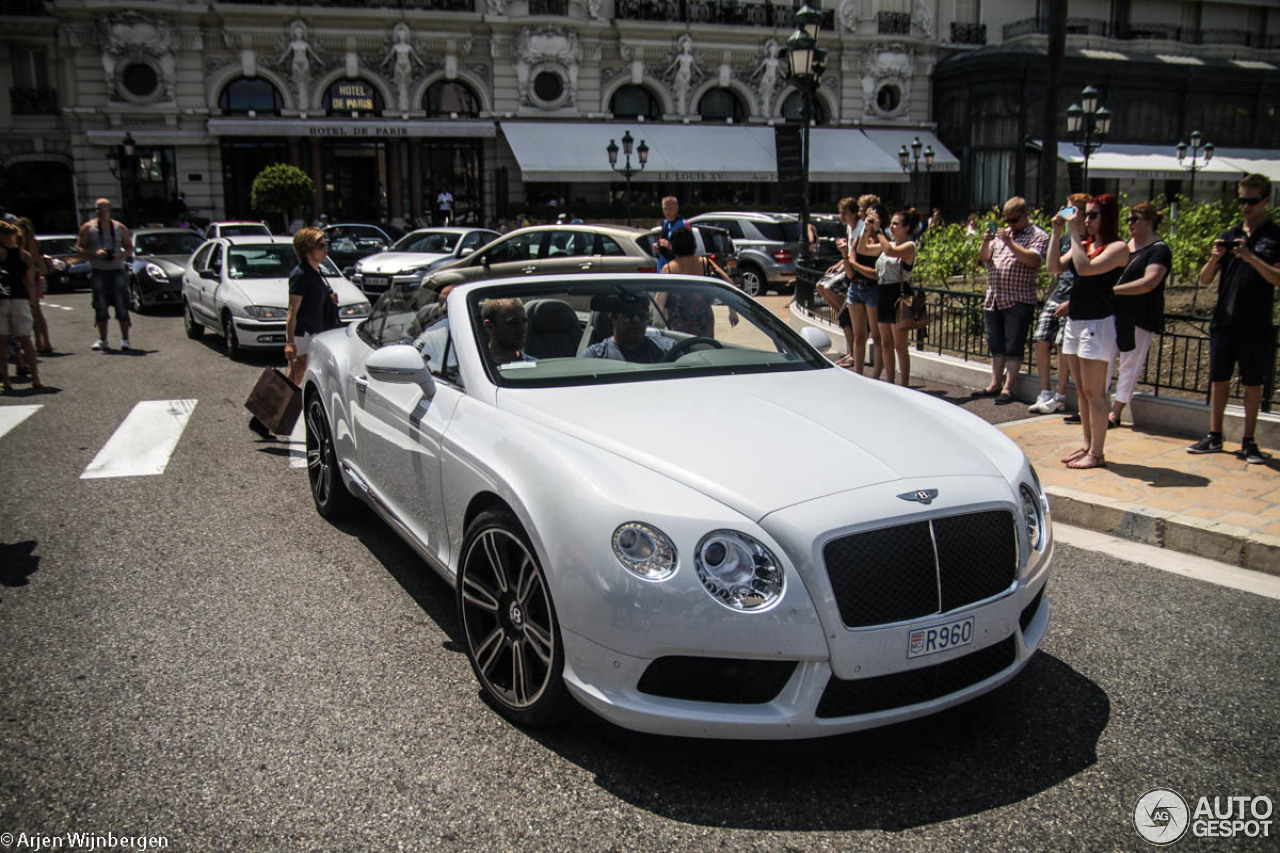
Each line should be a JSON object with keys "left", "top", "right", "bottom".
{"left": 662, "top": 336, "right": 724, "bottom": 362}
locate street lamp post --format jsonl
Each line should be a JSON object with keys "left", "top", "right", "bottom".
{"left": 897, "top": 135, "right": 935, "bottom": 210}
{"left": 105, "top": 132, "right": 138, "bottom": 225}
{"left": 606, "top": 130, "right": 649, "bottom": 226}
{"left": 1065, "top": 85, "right": 1111, "bottom": 190}
{"left": 785, "top": 3, "right": 826, "bottom": 270}
{"left": 1176, "top": 130, "right": 1214, "bottom": 203}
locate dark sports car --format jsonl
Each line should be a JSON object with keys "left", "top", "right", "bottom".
{"left": 128, "top": 228, "right": 205, "bottom": 311}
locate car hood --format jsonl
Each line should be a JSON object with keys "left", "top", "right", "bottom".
{"left": 357, "top": 252, "right": 451, "bottom": 274}
{"left": 223, "top": 276, "right": 369, "bottom": 307}
{"left": 498, "top": 370, "right": 1009, "bottom": 522}
{"left": 142, "top": 254, "right": 192, "bottom": 273}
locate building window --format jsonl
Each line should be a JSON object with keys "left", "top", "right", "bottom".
{"left": 122, "top": 63, "right": 159, "bottom": 99}
{"left": 424, "top": 80, "right": 481, "bottom": 117}
{"left": 875, "top": 84, "right": 902, "bottom": 115}
{"left": 128, "top": 147, "right": 179, "bottom": 224}
{"left": 219, "top": 77, "right": 284, "bottom": 116}
{"left": 324, "top": 79, "right": 382, "bottom": 117}
{"left": 698, "top": 88, "right": 745, "bottom": 123}
{"left": 610, "top": 84, "right": 660, "bottom": 120}
{"left": 781, "top": 90, "right": 827, "bottom": 124}
{"left": 533, "top": 71, "right": 563, "bottom": 103}
{"left": 11, "top": 48, "right": 49, "bottom": 89}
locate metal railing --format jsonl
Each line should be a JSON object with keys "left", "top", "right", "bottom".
{"left": 529, "top": 0, "right": 568, "bottom": 13}
{"left": 10, "top": 87, "right": 58, "bottom": 115}
{"left": 217, "top": 0, "right": 474, "bottom": 8}
{"left": 615, "top": 0, "right": 833, "bottom": 29}
{"left": 950, "top": 22, "right": 987, "bottom": 45}
{"left": 877, "top": 11, "right": 911, "bottom": 35}
{"left": 1002, "top": 16, "right": 1276, "bottom": 51}
{"left": 11, "top": 0, "right": 50, "bottom": 15}
{"left": 797, "top": 286, "right": 1279, "bottom": 410}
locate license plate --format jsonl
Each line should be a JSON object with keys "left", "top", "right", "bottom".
{"left": 364, "top": 276, "right": 389, "bottom": 288}
{"left": 907, "top": 616, "right": 974, "bottom": 659}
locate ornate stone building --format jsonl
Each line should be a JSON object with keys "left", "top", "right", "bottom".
{"left": 2, "top": 0, "right": 982, "bottom": 230}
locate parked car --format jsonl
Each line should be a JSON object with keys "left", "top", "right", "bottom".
{"left": 300, "top": 274, "right": 1053, "bottom": 735}
{"left": 37, "top": 234, "right": 91, "bottom": 292}
{"left": 181, "top": 236, "right": 369, "bottom": 359}
{"left": 127, "top": 228, "right": 205, "bottom": 312}
{"left": 639, "top": 223, "right": 740, "bottom": 285}
{"left": 806, "top": 212, "right": 848, "bottom": 267}
{"left": 687, "top": 212, "right": 804, "bottom": 297}
{"left": 322, "top": 223, "right": 394, "bottom": 276}
{"left": 351, "top": 227, "right": 500, "bottom": 297}
{"left": 205, "top": 221, "right": 272, "bottom": 240}
{"left": 422, "top": 224, "right": 655, "bottom": 290}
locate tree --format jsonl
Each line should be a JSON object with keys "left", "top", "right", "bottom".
{"left": 250, "top": 163, "right": 313, "bottom": 232}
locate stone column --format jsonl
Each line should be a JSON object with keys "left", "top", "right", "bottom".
{"left": 310, "top": 139, "right": 324, "bottom": 216}
{"left": 389, "top": 140, "right": 403, "bottom": 225}
{"left": 410, "top": 141, "right": 423, "bottom": 225}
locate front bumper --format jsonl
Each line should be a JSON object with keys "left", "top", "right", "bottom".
{"left": 232, "top": 316, "right": 359, "bottom": 349}
{"left": 352, "top": 271, "right": 425, "bottom": 296}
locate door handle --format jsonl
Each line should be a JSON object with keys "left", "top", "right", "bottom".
{"left": 578, "top": 261, "right": 593, "bottom": 270}
{"left": 521, "top": 265, "right": 538, "bottom": 274}
{"left": 354, "top": 375, "right": 369, "bottom": 392}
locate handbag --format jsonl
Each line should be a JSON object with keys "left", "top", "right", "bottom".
{"left": 817, "top": 269, "right": 851, "bottom": 298}
{"left": 895, "top": 287, "right": 930, "bottom": 331}
{"left": 322, "top": 288, "right": 342, "bottom": 331}
{"left": 244, "top": 367, "right": 302, "bottom": 435}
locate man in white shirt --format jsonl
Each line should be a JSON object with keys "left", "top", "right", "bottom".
{"left": 436, "top": 189, "right": 454, "bottom": 225}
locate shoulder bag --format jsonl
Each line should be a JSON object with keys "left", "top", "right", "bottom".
{"left": 895, "top": 285, "right": 930, "bottom": 331}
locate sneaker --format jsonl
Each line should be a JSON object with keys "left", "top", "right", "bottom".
{"left": 91, "top": 339, "right": 108, "bottom": 351}
{"left": 1028, "top": 391, "right": 1066, "bottom": 414}
{"left": 121, "top": 339, "right": 131, "bottom": 351}
{"left": 1187, "top": 433, "right": 1224, "bottom": 454}
{"left": 1237, "top": 439, "right": 1269, "bottom": 465}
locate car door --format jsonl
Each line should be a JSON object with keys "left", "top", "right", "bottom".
{"left": 479, "top": 230, "right": 547, "bottom": 279}
{"left": 185, "top": 244, "right": 212, "bottom": 317}
{"left": 594, "top": 233, "right": 648, "bottom": 274}
{"left": 200, "top": 244, "right": 225, "bottom": 321}
{"left": 538, "top": 229, "right": 596, "bottom": 276}
{"left": 348, "top": 290, "right": 461, "bottom": 562}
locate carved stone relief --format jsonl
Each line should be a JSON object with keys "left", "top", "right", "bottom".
{"left": 860, "top": 42, "right": 915, "bottom": 118}
{"left": 271, "top": 19, "right": 324, "bottom": 111}
{"left": 98, "top": 11, "right": 179, "bottom": 103}
{"left": 662, "top": 34, "right": 705, "bottom": 117}
{"left": 514, "top": 26, "right": 581, "bottom": 108}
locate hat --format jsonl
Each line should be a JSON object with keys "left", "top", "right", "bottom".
{"left": 556, "top": 213, "right": 568, "bottom": 223}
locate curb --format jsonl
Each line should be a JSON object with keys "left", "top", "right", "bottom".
{"left": 1046, "top": 484, "right": 1280, "bottom": 577}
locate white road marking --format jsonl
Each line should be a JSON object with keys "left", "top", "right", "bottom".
{"left": 43, "top": 303, "right": 74, "bottom": 311}
{"left": 81, "top": 399, "right": 197, "bottom": 480}
{"left": 1055, "top": 523, "right": 1280, "bottom": 601}
{"left": 287, "top": 414, "right": 307, "bottom": 469}
{"left": 0, "top": 405, "right": 42, "bottom": 440}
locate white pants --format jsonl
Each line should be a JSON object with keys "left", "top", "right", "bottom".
{"left": 1113, "top": 327, "right": 1154, "bottom": 405}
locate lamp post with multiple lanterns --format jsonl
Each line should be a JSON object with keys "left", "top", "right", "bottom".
{"left": 605, "top": 130, "right": 649, "bottom": 226}
{"left": 784, "top": 3, "right": 826, "bottom": 269}
{"left": 1176, "top": 130, "right": 1215, "bottom": 203}
{"left": 105, "top": 132, "right": 138, "bottom": 225}
{"left": 1065, "top": 85, "right": 1111, "bottom": 189}
{"left": 898, "top": 136, "right": 934, "bottom": 210}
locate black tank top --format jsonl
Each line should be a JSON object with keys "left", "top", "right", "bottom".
{"left": 0, "top": 247, "right": 27, "bottom": 301}
{"left": 853, "top": 241, "right": 879, "bottom": 284}
{"left": 1067, "top": 250, "right": 1123, "bottom": 321}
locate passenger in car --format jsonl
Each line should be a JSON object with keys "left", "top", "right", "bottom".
{"left": 482, "top": 297, "right": 535, "bottom": 365}
{"left": 655, "top": 227, "right": 739, "bottom": 337}
{"left": 580, "top": 299, "right": 675, "bottom": 364}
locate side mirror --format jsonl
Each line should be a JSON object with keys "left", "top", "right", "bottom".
{"left": 365, "top": 344, "right": 437, "bottom": 399}
{"left": 800, "top": 325, "right": 833, "bottom": 353}
{"left": 459, "top": 247, "right": 475, "bottom": 258}
{"left": 199, "top": 269, "right": 219, "bottom": 281}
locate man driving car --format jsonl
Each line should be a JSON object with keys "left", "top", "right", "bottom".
{"left": 581, "top": 293, "right": 675, "bottom": 363}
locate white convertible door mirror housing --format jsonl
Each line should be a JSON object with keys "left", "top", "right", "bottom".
{"left": 365, "top": 344, "right": 436, "bottom": 398}
{"left": 800, "top": 326, "right": 832, "bottom": 353}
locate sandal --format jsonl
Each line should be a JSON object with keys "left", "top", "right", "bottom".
{"left": 1067, "top": 453, "right": 1106, "bottom": 470}
{"left": 835, "top": 354, "right": 857, "bottom": 367}
{"left": 1107, "top": 416, "right": 1120, "bottom": 429}
{"left": 1060, "top": 448, "right": 1088, "bottom": 464}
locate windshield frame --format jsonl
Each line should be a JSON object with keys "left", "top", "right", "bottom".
{"left": 463, "top": 278, "right": 830, "bottom": 390}
{"left": 135, "top": 233, "right": 204, "bottom": 257}
{"left": 226, "top": 244, "right": 342, "bottom": 279}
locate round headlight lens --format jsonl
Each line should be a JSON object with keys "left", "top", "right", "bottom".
{"left": 694, "top": 530, "right": 784, "bottom": 611}
{"left": 1020, "top": 484, "right": 1043, "bottom": 552}
{"left": 611, "top": 522, "right": 677, "bottom": 581}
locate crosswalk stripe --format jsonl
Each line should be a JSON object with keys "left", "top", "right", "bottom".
{"left": 81, "top": 399, "right": 197, "bottom": 480}
{"left": 287, "top": 414, "right": 307, "bottom": 469}
{"left": 0, "top": 405, "right": 42, "bottom": 440}
{"left": 43, "top": 303, "right": 74, "bottom": 311}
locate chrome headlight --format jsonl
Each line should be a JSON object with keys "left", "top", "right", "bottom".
{"left": 408, "top": 265, "right": 433, "bottom": 277}
{"left": 340, "top": 302, "right": 371, "bottom": 318}
{"left": 1020, "top": 483, "right": 1045, "bottom": 553}
{"left": 144, "top": 262, "right": 169, "bottom": 283}
{"left": 694, "top": 531, "right": 784, "bottom": 611}
{"left": 243, "top": 305, "right": 287, "bottom": 319}
{"left": 611, "top": 522, "right": 677, "bottom": 581}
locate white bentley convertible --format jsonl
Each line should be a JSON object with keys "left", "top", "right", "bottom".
{"left": 303, "top": 275, "right": 1053, "bottom": 739}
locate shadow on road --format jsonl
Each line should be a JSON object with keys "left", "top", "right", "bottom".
{"left": 1105, "top": 462, "right": 1210, "bottom": 488}
{"left": 522, "top": 652, "right": 1108, "bottom": 831}
{"left": 0, "top": 540, "right": 40, "bottom": 600}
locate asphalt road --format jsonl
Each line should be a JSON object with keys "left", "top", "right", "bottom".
{"left": 0, "top": 291, "right": 1276, "bottom": 852}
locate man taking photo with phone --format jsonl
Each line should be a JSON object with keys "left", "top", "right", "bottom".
{"left": 75, "top": 197, "right": 134, "bottom": 351}
{"left": 1188, "top": 173, "right": 1280, "bottom": 463}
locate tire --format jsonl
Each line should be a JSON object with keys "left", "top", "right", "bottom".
{"left": 128, "top": 277, "right": 146, "bottom": 314}
{"left": 457, "top": 509, "right": 567, "bottom": 727}
{"left": 304, "top": 393, "right": 358, "bottom": 519}
{"left": 222, "top": 312, "right": 242, "bottom": 360}
{"left": 183, "top": 299, "right": 204, "bottom": 339}
{"left": 739, "top": 265, "right": 768, "bottom": 297}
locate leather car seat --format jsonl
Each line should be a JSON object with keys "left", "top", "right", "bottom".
{"left": 523, "top": 298, "right": 582, "bottom": 359}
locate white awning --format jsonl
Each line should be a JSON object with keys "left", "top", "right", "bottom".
{"left": 1051, "top": 142, "right": 1245, "bottom": 181}
{"left": 861, "top": 129, "right": 961, "bottom": 173}
{"left": 806, "top": 129, "right": 909, "bottom": 183}
{"left": 1212, "top": 148, "right": 1280, "bottom": 184}
{"left": 500, "top": 121, "right": 778, "bottom": 183}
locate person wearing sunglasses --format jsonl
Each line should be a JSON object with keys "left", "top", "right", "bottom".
{"left": 1049, "top": 194, "right": 1128, "bottom": 470}
{"left": 1188, "top": 173, "right": 1280, "bottom": 463}
{"left": 1109, "top": 202, "right": 1171, "bottom": 429}
{"left": 975, "top": 196, "right": 1049, "bottom": 404}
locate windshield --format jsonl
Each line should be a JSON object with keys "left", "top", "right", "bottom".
{"left": 754, "top": 221, "right": 803, "bottom": 243}
{"left": 136, "top": 232, "right": 203, "bottom": 256}
{"left": 392, "top": 230, "right": 461, "bottom": 254}
{"left": 464, "top": 279, "right": 828, "bottom": 387}
{"left": 219, "top": 224, "right": 270, "bottom": 237}
{"left": 228, "top": 245, "right": 341, "bottom": 279}
{"left": 39, "top": 238, "right": 78, "bottom": 256}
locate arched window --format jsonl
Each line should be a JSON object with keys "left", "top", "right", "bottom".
{"left": 697, "top": 88, "right": 745, "bottom": 123}
{"left": 324, "top": 79, "right": 383, "bottom": 117}
{"left": 610, "top": 85, "right": 660, "bottom": 120}
{"left": 219, "top": 77, "right": 283, "bottom": 116}
{"left": 424, "top": 80, "right": 482, "bottom": 117}
{"left": 781, "top": 90, "right": 827, "bottom": 125}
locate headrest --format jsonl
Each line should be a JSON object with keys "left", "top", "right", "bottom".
{"left": 526, "top": 299, "right": 578, "bottom": 333}
{"left": 589, "top": 290, "right": 648, "bottom": 316}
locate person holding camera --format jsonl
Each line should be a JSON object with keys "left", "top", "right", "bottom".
{"left": 1187, "top": 174, "right": 1280, "bottom": 463}
{"left": 75, "top": 198, "right": 134, "bottom": 351}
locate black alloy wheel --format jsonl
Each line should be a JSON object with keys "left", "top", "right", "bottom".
{"left": 304, "top": 394, "right": 356, "bottom": 519}
{"left": 457, "top": 509, "right": 566, "bottom": 726}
